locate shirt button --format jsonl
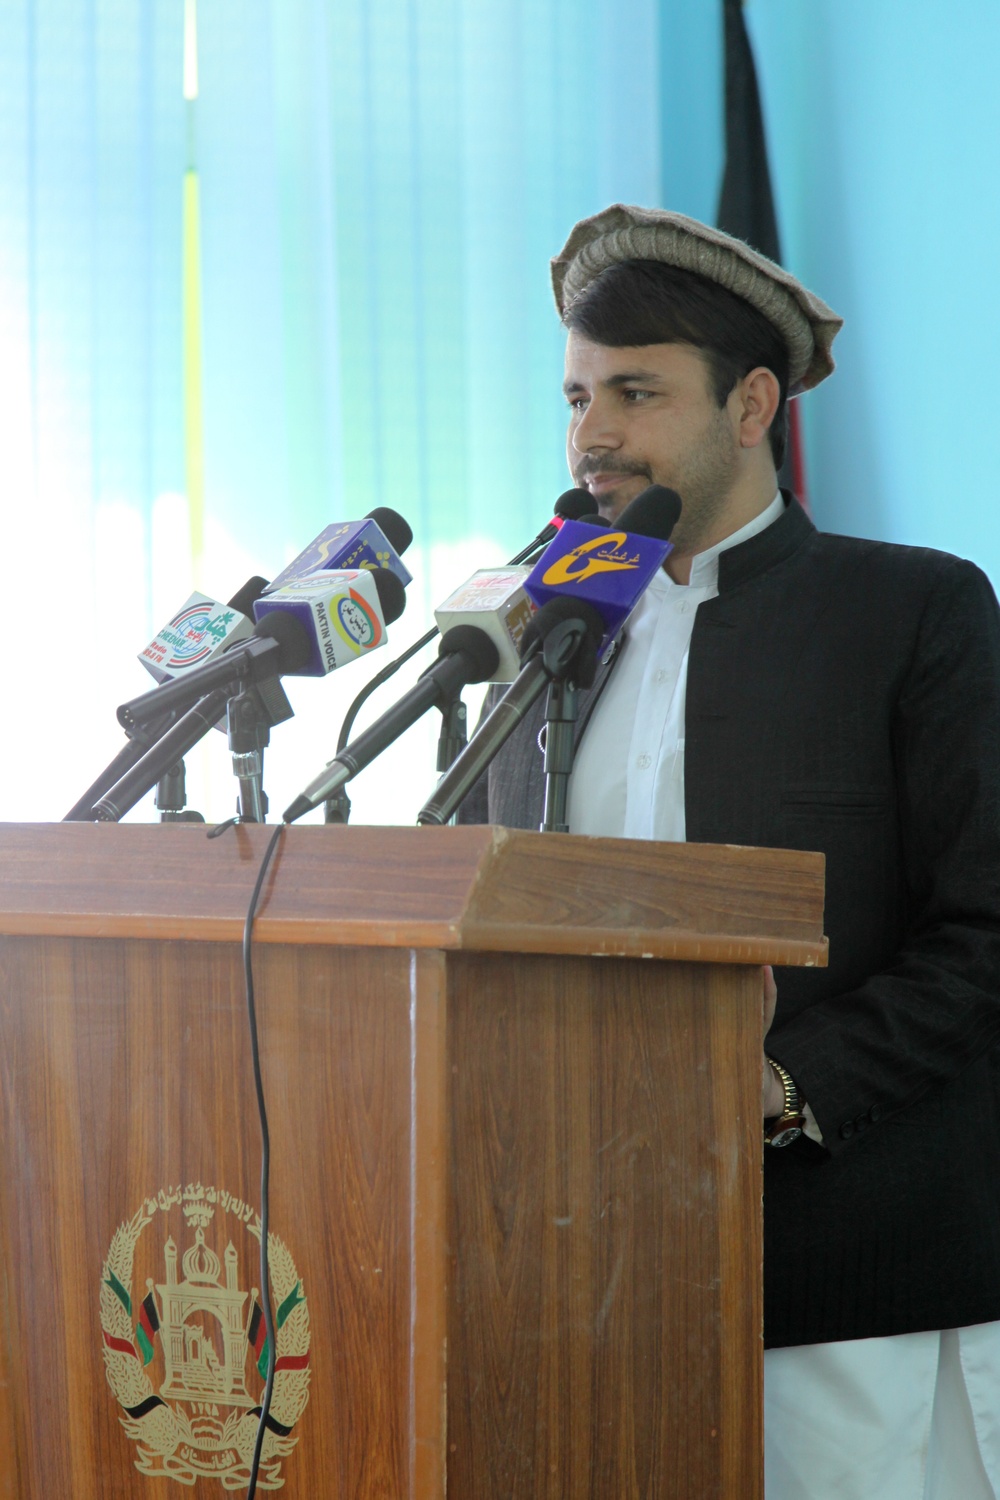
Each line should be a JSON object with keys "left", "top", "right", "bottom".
{"left": 636, "top": 753, "right": 652, "bottom": 769}
{"left": 676, "top": 601, "right": 689, "bottom": 614}
{"left": 654, "top": 669, "right": 668, "bottom": 684}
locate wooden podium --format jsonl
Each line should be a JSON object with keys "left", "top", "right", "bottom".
{"left": 0, "top": 823, "right": 825, "bottom": 1499}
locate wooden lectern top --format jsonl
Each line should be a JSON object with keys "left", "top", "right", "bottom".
{"left": 0, "top": 822, "right": 825, "bottom": 965}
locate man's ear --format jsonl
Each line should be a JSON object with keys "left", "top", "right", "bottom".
{"left": 736, "top": 367, "right": 781, "bottom": 451}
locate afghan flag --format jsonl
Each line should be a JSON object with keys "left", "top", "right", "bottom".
{"left": 248, "top": 1284, "right": 307, "bottom": 1380}
{"left": 248, "top": 1299, "right": 269, "bottom": 1379}
{"left": 136, "top": 1291, "right": 160, "bottom": 1366}
{"left": 717, "top": 0, "right": 808, "bottom": 508}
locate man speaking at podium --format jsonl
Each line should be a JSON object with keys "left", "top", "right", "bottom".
{"left": 460, "top": 205, "right": 1000, "bottom": 1498}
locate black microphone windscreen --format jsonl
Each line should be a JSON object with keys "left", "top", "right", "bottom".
{"left": 519, "top": 596, "right": 604, "bottom": 688}
{"left": 251, "top": 609, "right": 312, "bottom": 673}
{"left": 577, "top": 513, "right": 610, "bottom": 528}
{"left": 371, "top": 567, "right": 407, "bottom": 626}
{"left": 520, "top": 593, "right": 605, "bottom": 653}
{"left": 366, "top": 506, "right": 414, "bottom": 555}
{"left": 227, "top": 575, "right": 270, "bottom": 616}
{"left": 438, "top": 624, "right": 501, "bottom": 683}
{"left": 553, "top": 488, "right": 593, "bottom": 522}
{"left": 616, "top": 485, "right": 683, "bottom": 542}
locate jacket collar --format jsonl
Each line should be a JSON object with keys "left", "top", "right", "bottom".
{"left": 716, "top": 491, "right": 815, "bottom": 593}
{"left": 575, "top": 493, "right": 813, "bottom": 742}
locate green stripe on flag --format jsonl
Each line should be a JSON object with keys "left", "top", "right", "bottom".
{"left": 276, "top": 1283, "right": 304, "bottom": 1329}
{"left": 105, "top": 1272, "right": 132, "bottom": 1317}
{"left": 257, "top": 1341, "right": 270, "bottom": 1380}
{"left": 136, "top": 1325, "right": 155, "bottom": 1366}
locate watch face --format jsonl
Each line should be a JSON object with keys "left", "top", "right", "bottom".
{"left": 767, "top": 1124, "right": 803, "bottom": 1148}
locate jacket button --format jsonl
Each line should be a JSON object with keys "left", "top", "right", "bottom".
{"left": 839, "top": 1120, "right": 855, "bottom": 1140}
{"left": 869, "top": 1104, "right": 883, "bottom": 1124}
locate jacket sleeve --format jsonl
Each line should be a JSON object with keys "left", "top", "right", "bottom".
{"left": 768, "top": 558, "right": 1000, "bottom": 1154}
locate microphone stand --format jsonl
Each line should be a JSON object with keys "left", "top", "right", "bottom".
{"left": 436, "top": 693, "right": 468, "bottom": 774}
{"left": 539, "top": 677, "right": 578, "bottom": 834}
{"left": 95, "top": 688, "right": 232, "bottom": 822}
{"left": 154, "top": 759, "right": 205, "bottom": 823}
{"left": 416, "top": 612, "right": 597, "bottom": 830}
{"left": 93, "top": 677, "right": 293, "bottom": 824}
{"left": 226, "top": 677, "right": 295, "bottom": 824}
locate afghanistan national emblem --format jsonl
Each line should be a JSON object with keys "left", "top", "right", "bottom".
{"left": 99, "top": 1184, "right": 311, "bottom": 1489}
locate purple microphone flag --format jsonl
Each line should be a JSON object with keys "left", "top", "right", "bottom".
{"left": 265, "top": 518, "right": 412, "bottom": 596}
{"left": 523, "top": 519, "right": 671, "bottom": 648}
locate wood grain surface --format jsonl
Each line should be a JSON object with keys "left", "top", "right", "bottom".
{"left": 0, "top": 823, "right": 826, "bottom": 965}
{"left": 446, "top": 953, "right": 763, "bottom": 1500}
{"left": 0, "top": 936, "right": 427, "bottom": 1498}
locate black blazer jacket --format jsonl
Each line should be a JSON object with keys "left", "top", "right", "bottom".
{"left": 459, "top": 497, "right": 1000, "bottom": 1348}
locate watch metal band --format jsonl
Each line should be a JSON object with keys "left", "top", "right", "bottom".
{"left": 764, "top": 1057, "right": 805, "bottom": 1147}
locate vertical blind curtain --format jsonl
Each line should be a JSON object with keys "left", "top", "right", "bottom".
{"left": 0, "top": 0, "right": 706, "bottom": 822}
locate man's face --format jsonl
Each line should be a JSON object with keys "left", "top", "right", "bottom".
{"left": 563, "top": 333, "right": 742, "bottom": 550}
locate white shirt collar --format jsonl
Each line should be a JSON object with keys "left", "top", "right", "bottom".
{"left": 669, "top": 492, "right": 785, "bottom": 590}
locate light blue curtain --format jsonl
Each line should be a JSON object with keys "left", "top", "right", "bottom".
{"left": 747, "top": 1, "right": 1000, "bottom": 566}
{"left": 3, "top": 2, "right": 998, "bottom": 822}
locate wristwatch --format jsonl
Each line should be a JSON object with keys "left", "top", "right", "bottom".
{"left": 764, "top": 1058, "right": 806, "bottom": 1147}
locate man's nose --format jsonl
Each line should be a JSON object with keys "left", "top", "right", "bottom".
{"left": 571, "top": 397, "right": 621, "bottom": 455}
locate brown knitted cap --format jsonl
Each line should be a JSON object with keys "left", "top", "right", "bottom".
{"left": 551, "top": 204, "right": 843, "bottom": 396}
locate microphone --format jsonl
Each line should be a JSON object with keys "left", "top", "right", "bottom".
{"left": 428, "top": 512, "right": 610, "bottom": 684}
{"left": 416, "top": 487, "right": 684, "bottom": 827}
{"left": 118, "top": 568, "right": 406, "bottom": 732}
{"left": 523, "top": 484, "right": 681, "bottom": 650}
{"left": 137, "top": 576, "right": 269, "bottom": 684}
{"left": 264, "top": 507, "right": 413, "bottom": 596}
{"left": 506, "top": 488, "right": 594, "bottom": 566}
{"left": 432, "top": 569, "right": 534, "bottom": 683}
{"left": 615, "top": 483, "right": 683, "bottom": 541}
{"left": 321, "top": 491, "right": 605, "bottom": 825}
{"left": 63, "top": 575, "right": 271, "bottom": 821}
{"left": 253, "top": 567, "right": 406, "bottom": 673}
{"left": 282, "top": 624, "right": 501, "bottom": 824}
{"left": 416, "top": 596, "right": 604, "bottom": 827}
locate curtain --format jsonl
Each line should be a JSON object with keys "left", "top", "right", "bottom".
{"left": 1, "top": 0, "right": 716, "bottom": 823}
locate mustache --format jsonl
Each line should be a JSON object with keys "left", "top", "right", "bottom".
{"left": 572, "top": 457, "right": 653, "bottom": 484}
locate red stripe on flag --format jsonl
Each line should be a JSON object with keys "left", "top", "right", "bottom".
{"left": 274, "top": 1353, "right": 310, "bottom": 1373}
{"left": 103, "top": 1330, "right": 139, "bottom": 1359}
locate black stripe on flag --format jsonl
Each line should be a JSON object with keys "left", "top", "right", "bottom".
{"left": 249, "top": 1405, "right": 294, "bottom": 1437}
{"left": 124, "top": 1395, "right": 168, "bottom": 1419}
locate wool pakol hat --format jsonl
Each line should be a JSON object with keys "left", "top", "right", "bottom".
{"left": 551, "top": 204, "right": 843, "bottom": 395}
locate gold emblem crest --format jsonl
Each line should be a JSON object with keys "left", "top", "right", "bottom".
{"left": 99, "top": 1184, "right": 311, "bottom": 1489}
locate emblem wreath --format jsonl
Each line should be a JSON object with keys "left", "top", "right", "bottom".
{"left": 99, "top": 1188, "right": 310, "bottom": 1491}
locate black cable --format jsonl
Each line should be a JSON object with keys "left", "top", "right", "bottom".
{"left": 336, "top": 624, "right": 438, "bottom": 753}
{"left": 228, "top": 821, "right": 286, "bottom": 1500}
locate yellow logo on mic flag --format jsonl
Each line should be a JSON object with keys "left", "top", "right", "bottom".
{"left": 540, "top": 531, "right": 641, "bottom": 585}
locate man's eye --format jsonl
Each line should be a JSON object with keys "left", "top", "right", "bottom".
{"left": 568, "top": 396, "right": 588, "bottom": 412}
{"left": 622, "top": 388, "right": 654, "bottom": 403}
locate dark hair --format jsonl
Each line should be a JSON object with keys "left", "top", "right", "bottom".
{"left": 563, "top": 259, "right": 789, "bottom": 469}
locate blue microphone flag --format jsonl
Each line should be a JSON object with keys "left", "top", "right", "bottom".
{"left": 523, "top": 519, "right": 671, "bottom": 648}
{"left": 265, "top": 518, "right": 412, "bottom": 596}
